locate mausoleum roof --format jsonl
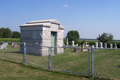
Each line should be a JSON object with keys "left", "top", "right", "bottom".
{"left": 19, "top": 19, "right": 64, "bottom": 29}
{"left": 26, "top": 19, "right": 60, "bottom": 24}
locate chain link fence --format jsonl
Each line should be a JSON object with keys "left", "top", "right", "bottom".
{"left": 0, "top": 42, "right": 23, "bottom": 63}
{"left": 23, "top": 43, "right": 91, "bottom": 75}
{"left": 0, "top": 42, "right": 120, "bottom": 79}
{"left": 93, "top": 48, "right": 120, "bottom": 79}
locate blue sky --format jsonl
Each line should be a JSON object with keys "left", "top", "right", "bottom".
{"left": 0, "top": 0, "right": 120, "bottom": 39}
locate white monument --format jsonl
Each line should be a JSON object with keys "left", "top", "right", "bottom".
{"left": 114, "top": 43, "right": 117, "bottom": 49}
{"left": 110, "top": 44, "right": 113, "bottom": 49}
{"left": 104, "top": 43, "right": 107, "bottom": 48}
{"left": 0, "top": 42, "right": 8, "bottom": 49}
{"left": 100, "top": 42, "right": 103, "bottom": 48}
{"left": 66, "top": 38, "right": 68, "bottom": 46}
{"left": 19, "top": 19, "right": 65, "bottom": 56}
{"left": 92, "top": 45, "right": 94, "bottom": 48}
{"left": 72, "top": 41, "right": 74, "bottom": 46}
{"left": 95, "top": 42, "right": 98, "bottom": 48}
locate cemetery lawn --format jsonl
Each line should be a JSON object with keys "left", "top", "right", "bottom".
{"left": 0, "top": 45, "right": 120, "bottom": 80}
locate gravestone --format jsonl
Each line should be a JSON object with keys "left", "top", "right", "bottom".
{"left": 2, "top": 42, "right": 8, "bottom": 46}
{"left": 81, "top": 45, "right": 87, "bottom": 52}
{"left": 76, "top": 44, "right": 78, "bottom": 46}
{"left": 99, "top": 42, "right": 103, "bottom": 48}
{"left": 12, "top": 43, "right": 14, "bottom": 46}
{"left": 104, "top": 43, "right": 107, "bottom": 48}
{"left": 114, "top": 43, "right": 117, "bottom": 49}
{"left": 110, "top": 44, "right": 113, "bottom": 49}
{"left": 0, "top": 42, "right": 8, "bottom": 49}
{"left": 74, "top": 46, "right": 81, "bottom": 52}
{"left": 72, "top": 41, "right": 74, "bottom": 46}
{"left": 66, "top": 38, "right": 68, "bottom": 46}
{"left": 95, "top": 42, "right": 98, "bottom": 48}
{"left": 13, "top": 43, "right": 18, "bottom": 48}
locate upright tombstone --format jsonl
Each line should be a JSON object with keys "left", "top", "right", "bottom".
{"left": 76, "top": 44, "right": 78, "bottom": 46}
{"left": 66, "top": 38, "right": 68, "bottom": 46}
{"left": 110, "top": 44, "right": 113, "bottom": 49}
{"left": 72, "top": 41, "right": 74, "bottom": 46}
{"left": 12, "top": 43, "right": 14, "bottom": 46}
{"left": 95, "top": 42, "right": 98, "bottom": 48}
{"left": 114, "top": 43, "right": 117, "bottom": 49}
{"left": 100, "top": 42, "right": 103, "bottom": 48}
{"left": 92, "top": 45, "right": 94, "bottom": 48}
{"left": 13, "top": 43, "right": 18, "bottom": 48}
{"left": 104, "top": 43, "right": 107, "bottom": 48}
{"left": 0, "top": 42, "right": 8, "bottom": 49}
{"left": 81, "top": 45, "right": 87, "bottom": 52}
{"left": 19, "top": 19, "right": 65, "bottom": 56}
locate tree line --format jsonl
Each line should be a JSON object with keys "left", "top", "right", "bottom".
{"left": 0, "top": 27, "right": 20, "bottom": 38}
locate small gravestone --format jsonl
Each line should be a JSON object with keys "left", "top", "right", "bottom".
{"left": 114, "top": 43, "right": 117, "bottom": 49}
{"left": 66, "top": 38, "right": 68, "bottom": 46}
{"left": 72, "top": 41, "right": 74, "bottom": 46}
{"left": 74, "top": 46, "right": 81, "bottom": 52}
{"left": 81, "top": 45, "right": 87, "bottom": 52}
{"left": 13, "top": 43, "right": 18, "bottom": 48}
{"left": 12, "top": 43, "right": 14, "bottom": 46}
{"left": 110, "top": 44, "right": 113, "bottom": 49}
{"left": 76, "top": 44, "right": 78, "bottom": 46}
{"left": 99, "top": 42, "right": 103, "bottom": 48}
{"left": 104, "top": 43, "right": 107, "bottom": 48}
{"left": 0, "top": 42, "right": 8, "bottom": 49}
{"left": 95, "top": 42, "right": 98, "bottom": 48}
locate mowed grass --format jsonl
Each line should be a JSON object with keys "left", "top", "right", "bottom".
{"left": 0, "top": 45, "right": 92, "bottom": 80}
{"left": 0, "top": 45, "right": 120, "bottom": 80}
{"left": 94, "top": 49, "right": 120, "bottom": 79}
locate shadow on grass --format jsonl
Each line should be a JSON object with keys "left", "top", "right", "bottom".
{"left": 6, "top": 51, "right": 22, "bottom": 54}
{"left": 0, "top": 58, "right": 111, "bottom": 80}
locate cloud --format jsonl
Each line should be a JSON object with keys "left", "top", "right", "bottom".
{"left": 63, "top": 4, "right": 68, "bottom": 7}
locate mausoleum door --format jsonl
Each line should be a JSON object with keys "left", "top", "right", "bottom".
{"left": 51, "top": 32, "right": 55, "bottom": 54}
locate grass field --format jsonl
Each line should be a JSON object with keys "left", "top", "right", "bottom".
{"left": 0, "top": 45, "right": 120, "bottom": 80}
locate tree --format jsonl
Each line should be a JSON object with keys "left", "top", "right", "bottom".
{"left": 0, "top": 28, "right": 5, "bottom": 38}
{"left": 12, "top": 31, "right": 20, "bottom": 38}
{"left": 97, "top": 33, "right": 113, "bottom": 43}
{"left": 0, "top": 27, "right": 13, "bottom": 38}
{"left": 4, "top": 28, "right": 13, "bottom": 38}
{"left": 66, "top": 30, "right": 80, "bottom": 45}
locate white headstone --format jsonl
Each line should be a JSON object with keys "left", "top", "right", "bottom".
{"left": 12, "top": 43, "right": 14, "bottom": 46}
{"left": 104, "top": 43, "right": 107, "bottom": 48}
{"left": 114, "top": 43, "right": 117, "bottom": 49}
{"left": 92, "top": 45, "right": 94, "bottom": 48}
{"left": 0, "top": 42, "right": 8, "bottom": 49}
{"left": 110, "top": 44, "right": 113, "bottom": 49}
{"left": 76, "top": 44, "right": 78, "bottom": 46}
{"left": 72, "top": 41, "right": 74, "bottom": 46}
{"left": 95, "top": 42, "right": 98, "bottom": 48}
{"left": 100, "top": 42, "right": 103, "bottom": 48}
{"left": 66, "top": 38, "right": 68, "bottom": 46}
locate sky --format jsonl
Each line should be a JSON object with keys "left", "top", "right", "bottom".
{"left": 0, "top": 0, "right": 120, "bottom": 40}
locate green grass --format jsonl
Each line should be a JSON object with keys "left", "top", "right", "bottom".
{"left": 0, "top": 38, "right": 20, "bottom": 42}
{"left": 0, "top": 45, "right": 120, "bottom": 80}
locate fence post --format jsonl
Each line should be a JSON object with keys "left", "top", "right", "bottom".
{"left": 48, "top": 47, "right": 52, "bottom": 69}
{"left": 88, "top": 48, "right": 90, "bottom": 75}
{"left": 91, "top": 47, "right": 94, "bottom": 77}
{"left": 23, "top": 42, "right": 26, "bottom": 65}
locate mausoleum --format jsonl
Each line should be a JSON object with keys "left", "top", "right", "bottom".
{"left": 19, "top": 19, "right": 65, "bottom": 56}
